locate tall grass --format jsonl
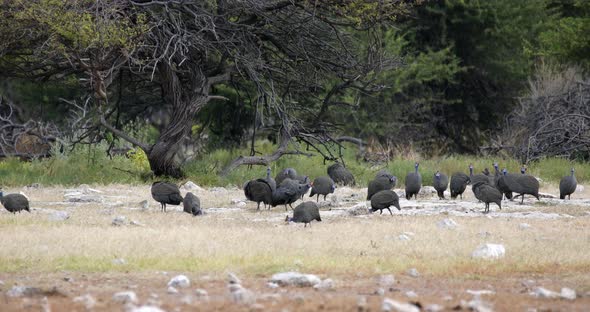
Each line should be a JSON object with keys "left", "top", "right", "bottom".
{"left": 0, "top": 140, "right": 587, "bottom": 187}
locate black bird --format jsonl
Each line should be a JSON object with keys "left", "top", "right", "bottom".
{"left": 0, "top": 191, "right": 30, "bottom": 213}
{"left": 503, "top": 167, "right": 540, "bottom": 204}
{"left": 496, "top": 168, "right": 514, "bottom": 200}
{"left": 450, "top": 172, "right": 470, "bottom": 199}
{"left": 404, "top": 162, "right": 422, "bottom": 200}
{"left": 559, "top": 168, "right": 577, "bottom": 200}
{"left": 272, "top": 178, "right": 308, "bottom": 211}
{"left": 296, "top": 175, "right": 311, "bottom": 199}
{"left": 367, "top": 175, "right": 396, "bottom": 200}
{"left": 151, "top": 182, "right": 183, "bottom": 212}
{"left": 469, "top": 164, "right": 491, "bottom": 186}
{"left": 310, "top": 176, "right": 336, "bottom": 202}
{"left": 433, "top": 171, "right": 449, "bottom": 199}
{"left": 286, "top": 201, "right": 322, "bottom": 227}
{"left": 370, "top": 190, "right": 401, "bottom": 216}
{"left": 244, "top": 178, "right": 274, "bottom": 210}
{"left": 472, "top": 181, "right": 502, "bottom": 213}
{"left": 375, "top": 169, "right": 396, "bottom": 182}
{"left": 264, "top": 167, "right": 277, "bottom": 193}
{"left": 275, "top": 168, "right": 297, "bottom": 186}
{"left": 183, "top": 192, "right": 202, "bottom": 216}
{"left": 327, "top": 163, "right": 355, "bottom": 186}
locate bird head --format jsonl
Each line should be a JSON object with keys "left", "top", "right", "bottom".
{"left": 571, "top": 167, "right": 575, "bottom": 175}
{"left": 389, "top": 176, "right": 397, "bottom": 183}
{"left": 435, "top": 171, "right": 441, "bottom": 178}
{"left": 469, "top": 164, "right": 474, "bottom": 175}
{"left": 493, "top": 162, "right": 499, "bottom": 170}
{"left": 520, "top": 166, "right": 526, "bottom": 174}
{"left": 331, "top": 183, "right": 336, "bottom": 192}
{"left": 502, "top": 168, "right": 508, "bottom": 175}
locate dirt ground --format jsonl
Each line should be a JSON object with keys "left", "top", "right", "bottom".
{"left": 0, "top": 182, "right": 589, "bottom": 311}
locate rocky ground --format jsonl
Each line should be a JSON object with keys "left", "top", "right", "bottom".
{"left": 0, "top": 182, "right": 589, "bottom": 311}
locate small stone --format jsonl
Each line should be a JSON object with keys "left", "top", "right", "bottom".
{"left": 521, "top": 279, "right": 536, "bottom": 289}
{"left": 228, "top": 272, "right": 241, "bottom": 284}
{"left": 228, "top": 284, "right": 255, "bottom": 305}
{"left": 348, "top": 202, "right": 370, "bottom": 216}
{"left": 437, "top": 218, "right": 458, "bottom": 229}
{"left": 130, "top": 220, "right": 144, "bottom": 226}
{"left": 471, "top": 244, "right": 505, "bottom": 259}
{"left": 381, "top": 298, "right": 420, "bottom": 312}
{"left": 467, "top": 297, "right": 493, "bottom": 312}
{"left": 168, "top": 275, "right": 190, "bottom": 288}
{"left": 407, "top": 268, "right": 420, "bottom": 278}
{"left": 139, "top": 200, "right": 149, "bottom": 210}
{"left": 269, "top": 272, "right": 321, "bottom": 287}
{"left": 231, "top": 198, "right": 245, "bottom": 204}
{"left": 313, "top": 279, "right": 335, "bottom": 291}
{"left": 560, "top": 287, "right": 576, "bottom": 300}
{"left": 130, "top": 306, "right": 166, "bottom": 312}
{"left": 63, "top": 277, "right": 74, "bottom": 282}
{"left": 425, "top": 304, "right": 443, "bottom": 312}
{"left": 375, "top": 288, "right": 386, "bottom": 296}
{"left": 167, "top": 286, "right": 178, "bottom": 294}
{"left": 405, "top": 291, "right": 418, "bottom": 298}
{"left": 181, "top": 181, "right": 203, "bottom": 192}
{"left": 112, "top": 291, "right": 138, "bottom": 304}
{"left": 7, "top": 285, "right": 39, "bottom": 297}
{"left": 112, "top": 216, "right": 127, "bottom": 226}
{"left": 531, "top": 287, "right": 559, "bottom": 299}
{"left": 576, "top": 185, "right": 584, "bottom": 192}
{"left": 195, "top": 288, "right": 209, "bottom": 299}
{"left": 73, "top": 294, "right": 96, "bottom": 310}
{"left": 398, "top": 234, "right": 411, "bottom": 241}
{"left": 48, "top": 211, "right": 70, "bottom": 222}
{"left": 237, "top": 202, "right": 247, "bottom": 208}
{"left": 357, "top": 296, "right": 368, "bottom": 311}
{"left": 378, "top": 275, "right": 396, "bottom": 287}
{"left": 519, "top": 223, "right": 531, "bottom": 230}
{"left": 112, "top": 258, "right": 126, "bottom": 265}
{"left": 467, "top": 289, "right": 496, "bottom": 296}
{"left": 267, "top": 282, "right": 279, "bottom": 289}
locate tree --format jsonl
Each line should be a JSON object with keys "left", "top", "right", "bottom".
{"left": 1, "top": 0, "right": 407, "bottom": 177}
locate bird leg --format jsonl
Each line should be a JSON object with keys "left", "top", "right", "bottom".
{"left": 379, "top": 209, "right": 383, "bottom": 215}
{"left": 520, "top": 195, "right": 525, "bottom": 204}
{"left": 316, "top": 195, "right": 319, "bottom": 202}
{"left": 324, "top": 195, "right": 327, "bottom": 201}
{"left": 387, "top": 208, "right": 393, "bottom": 216}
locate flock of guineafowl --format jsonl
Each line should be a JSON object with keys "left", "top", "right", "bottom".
{"left": 0, "top": 162, "right": 580, "bottom": 228}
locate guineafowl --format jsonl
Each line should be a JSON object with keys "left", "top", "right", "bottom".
{"left": 310, "top": 176, "right": 336, "bottom": 202}
{"left": 286, "top": 201, "right": 321, "bottom": 227}
{"left": 264, "top": 167, "right": 277, "bottom": 193}
{"left": 0, "top": 191, "right": 30, "bottom": 213}
{"left": 275, "top": 168, "right": 297, "bottom": 185}
{"left": 151, "top": 182, "right": 183, "bottom": 212}
{"left": 296, "top": 175, "right": 311, "bottom": 199}
{"left": 472, "top": 181, "right": 502, "bottom": 213}
{"left": 183, "top": 192, "right": 202, "bottom": 216}
{"left": 495, "top": 168, "right": 514, "bottom": 200}
{"left": 433, "top": 171, "right": 449, "bottom": 199}
{"left": 509, "top": 169, "right": 540, "bottom": 204}
{"left": 370, "top": 190, "right": 401, "bottom": 215}
{"left": 450, "top": 172, "right": 470, "bottom": 199}
{"left": 272, "top": 178, "right": 308, "bottom": 211}
{"left": 375, "top": 169, "right": 396, "bottom": 182}
{"left": 469, "top": 164, "right": 490, "bottom": 186}
{"left": 367, "top": 175, "right": 396, "bottom": 200}
{"left": 327, "top": 163, "right": 355, "bottom": 186}
{"left": 244, "top": 178, "right": 273, "bottom": 210}
{"left": 404, "top": 162, "right": 422, "bottom": 200}
{"left": 559, "top": 168, "right": 577, "bottom": 200}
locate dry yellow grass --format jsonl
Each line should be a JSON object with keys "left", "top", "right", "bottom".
{"left": 0, "top": 184, "right": 589, "bottom": 279}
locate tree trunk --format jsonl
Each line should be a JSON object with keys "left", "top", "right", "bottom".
{"left": 145, "top": 63, "right": 209, "bottom": 178}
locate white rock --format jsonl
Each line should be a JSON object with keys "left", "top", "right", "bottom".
{"left": 139, "top": 200, "right": 149, "bottom": 210}
{"left": 167, "top": 286, "right": 178, "bottom": 294}
{"left": 402, "top": 232, "right": 416, "bottom": 237}
{"left": 228, "top": 284, "right": 255, "bottom": 305}
{"left": 181, "top": 181, "right": 203, "bottom": 192}
{"left": 576, "top": 185, "right": 584, "bottom": 192}
{"left": 419, "top": 186, "right": 437, "bottom": 196}
{"left": 398, "top": 234, "right": 411, "bottom": 241}
{"left": 467, "top": 289, "right": 496, "bottom": 296}
{"left": 130, "top": 220, "right": 144, "bottom": 226}
{"left": 381, "top": 298, "right": 420, "bottom": 312}
{"left": 266, "top": 282, "right": 279, "bottom": 289}
{"left": 348, "top": 202, "right": 370, "bottom": 216}
{"left": 73, "top": 294, "right": 96, "bottom": 310}
{"left": 129, "top": 306, "right": 166, "bottom": 312}
{"left": 378, "top": 275, "right": 396, "bottom": 287}
{"left": 231, "top": 198, "right": 245, "bottom": 204}
{"left": 375, "top": 288, "right": 386, "bottom": 296}
{"left": 64, "top": 191, "right": 103, "bottom": 203}
{"left": 168, "top": 275, "right": 190, "bottom": 288}
{"left": 405, "top": 291, "right": 418, "bottom": 298}
{"left": 357, "top": 296, "right": 368, "bottom": 310}
{"left": 112, "top": 291, "right": 138, "bottom": 304}
{"left": 313, "top": 278, "right": 335, "bottom": 291}
{"left": 227, "top": 272, "right": 241, "bottom": 284}
{"left": 112, "top": 258, "right": 126, "bottom": 265}
{"left": 519, "top": 223, "right": 531, "bottom": 230}
{"left": 467, "top": 297, "right": 493, "bottom": 312}
{"left": 7, "top": 285, "right": 32, "bottom": 297}
{"left": 472, "top": 244, "right": 505, "bottom": 259}
{"left": 237, "top": 202, "right": 247, "bottom": 208}
{"left": 48, "top": 211, "right": 70, "bottom": 222}
{"left": 531, "top": 287, "right": 560, "bottom": 299}
{"left": 112, "top": 216, "right": 127, "bottom": 226}
{"left": 195, "top": 288, "right": 208, "bottom": 297}
{"left": 407, "top": 268, "right": 420, "bottom": 278}
{"left": 269, "top": 272, "right": 321, "bottom": 287}
{"left": 437, "top": 218, "right": 458, "bottom": 229}
{"left": 425, "top": 304, "right": 444, "bottom": 312}
{"left": 560, "top": 287, "right": 576, "bottom": 300}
